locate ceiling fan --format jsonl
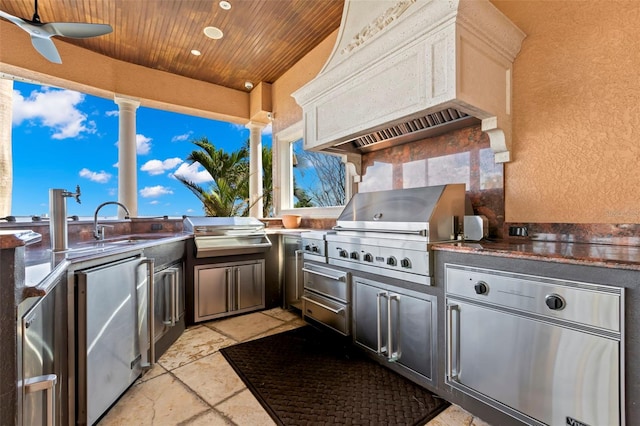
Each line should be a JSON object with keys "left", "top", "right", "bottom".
{"left": 0, "top": 0, "right": 112, "bottom": 64}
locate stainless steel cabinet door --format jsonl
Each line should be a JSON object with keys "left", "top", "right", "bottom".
{"left": 19, "top": 275, "right": 67, "bottom": 426}
{"left": 283, "top": 236, "right": 303, "bottom": 309}
{"left": 236, "top": 262, "right": 263, "bottom": 310}
{"left": 392, "top": 292, "right": 433, "bottom": 380}
{"left": 353, "top": 279, "right": 388, "bottom": 355}
{"left": 196, "top": 266, "right": 230, "bottom": 319}
{"left": 154, "top": 264, "right": 184, "bottom": 341}
{"left": 353, "top": 278, "right": 434, "bottom": 381}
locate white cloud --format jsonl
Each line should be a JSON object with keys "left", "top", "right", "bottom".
{"left": 262, "top": 123, "right": 272, "bottom": 136}
{"left": 105, "top": 110, "right": 119, "bottom": 117}
{"left": 79, "top": 168, "right": 112, "bottom": 183}
{"left": 140, "top": 158, "right": 183, "bottom": 175}
{"left": 137, "top": 134, "right": 152, "bottom": 155}
{"left": 139, "top": 185, "right": 173, "bottom": 198}
{"left": 171, "top": 131, "right": 193, "bottom": 142}
{"left": 171, "top": 162, "right": 213, "bottom": 183}
{"left": 114, "top": 134, "right": 152, "bottom": 155}
{"left": 12, "top": 87, "right": 96, "bottom": 139}
{"left": 149, "top": 200, "right": 159, "bottom": 205}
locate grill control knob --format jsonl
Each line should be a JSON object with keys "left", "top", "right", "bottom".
{"left": 387, "top": 256, "right": 397, "bottom": 266}
{"left": 363, "top": 253, "right": 374, "bottom": 262}
{"left": 350, "top": 252, "right": 359, "bottom": 260}
{"left": 400, "top": 258, "right": 411, "bottom": 268}
{"left": 339, "top": 249, "right": 348, "bottom": 258}
{"left": 474, "top": 281, "right": 488, "bottom": 295}
{"left": 304, "top": 245, "right": 311, "bottom": 251}
{"left": 312, "top": 245, "right": 319, "bottom": 253}
{"left": 545, "top": 294, "right": 565, "bottom": 310}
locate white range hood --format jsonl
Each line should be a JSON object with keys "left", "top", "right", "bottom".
{"left": 292, "top": 0, "right": 525, "bottom": 163}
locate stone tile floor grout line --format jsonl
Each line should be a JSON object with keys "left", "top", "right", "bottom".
{"left": 98, "top": 308, "right": 490, "bottom": 426}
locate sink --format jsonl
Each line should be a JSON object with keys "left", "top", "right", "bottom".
{"left": 75, "top": 234, "right": 170, "bottom": 248}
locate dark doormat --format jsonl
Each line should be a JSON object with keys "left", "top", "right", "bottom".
{"left": 220, "top": 325, "right": 449, "bottom": 425}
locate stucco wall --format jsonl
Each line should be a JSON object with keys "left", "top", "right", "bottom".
{"left": 274, "top": 1, "right": 640, "bottom": 225}
{"left": 271, "top": 30, "right": 338, "bottom": 135}
{"left": 494, "top": 0, "right": 640, "bottom": 224}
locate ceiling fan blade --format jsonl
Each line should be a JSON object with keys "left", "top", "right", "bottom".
{"left": 30, "top": 35, "right": 61, "bottom": 63}
{"left": 42, "top": 22, "right": 112, "bottom": 38}
{"left": 0, "top": 9, "right": 26, "bottom": 26}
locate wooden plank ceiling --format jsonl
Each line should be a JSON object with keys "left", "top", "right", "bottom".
{"left": 0, "top": 0, "right": 345, "bottom": 91}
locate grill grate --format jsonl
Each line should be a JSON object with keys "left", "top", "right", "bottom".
{"left": 350, "top": 108, "right": 469, "bottom": 149}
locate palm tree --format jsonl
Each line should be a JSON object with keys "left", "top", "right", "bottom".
{"left": 175, "top": 137, "right": 251, "bottom": 217}
{"left": 261, "top": 144, "right": 273, "bottom": 217}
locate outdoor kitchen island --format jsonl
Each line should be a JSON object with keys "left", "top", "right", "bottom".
{"left": 432, "top": 241, "right": 640, "bottom": 426}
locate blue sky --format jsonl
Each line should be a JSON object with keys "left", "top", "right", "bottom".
{"left": 10, "top": 81, "right": 271, "bottom": 218}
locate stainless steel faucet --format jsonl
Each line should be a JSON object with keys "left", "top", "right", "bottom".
{"left": 93, "top": 201, "right": 131, "bottom": 240}
{"left": 49, "top": 185, "right": 81, "bottom": 252}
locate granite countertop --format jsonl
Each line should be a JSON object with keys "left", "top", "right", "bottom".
{"left": 433, "top": 239, "right": 640, "bottom": 271}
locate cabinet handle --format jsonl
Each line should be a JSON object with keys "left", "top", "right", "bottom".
{"left": 376, "top": 291, "right": 388, "bottom": 355}
{"left": 161, "top": 270, "right": 175, "bottom": 326}
{"left": 141, "top": 259, "right": 155, "bottom": 367}
{"left": 387, "top": 294, "right": 400, "bottom": 362}
{"left": 302, "top": 267, "right": 346, "bottom": 282}
{"left": 24, "top": 374, "right": 57, "bottom": 426}
{"left": 226, "top": 268, "right": 233, "bottom": 311}
{"left": 301, "top": 295, "right": 345, "bottom": 314}
{"left": 235, "top": 267, "right": 241, "bottom": 310}
{"left": 166, "top": 268, "right": 178, "bottom": 326}
{"left": 294, "top": 249, "right": 303, "bottom": 300}
{"left": 446, "top": 303, "right": 460, "bottom": 382}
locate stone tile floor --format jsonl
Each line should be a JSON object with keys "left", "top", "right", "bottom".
{"left": 98, "top": 308, "right": 490, "bottom": 425}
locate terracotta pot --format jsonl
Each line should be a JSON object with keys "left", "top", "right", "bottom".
{"left": 282, "top": 214, "right": 302, "bottom": 229}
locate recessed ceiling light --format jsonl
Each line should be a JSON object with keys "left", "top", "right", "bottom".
{"left": 191, "top": 49, "right": 201, "bottom": 56}
{"left": 204, "top": 26, "right": 223, "bottom": 40}
{"left": 219, "top": 1, "right": 231, "bottom": 10}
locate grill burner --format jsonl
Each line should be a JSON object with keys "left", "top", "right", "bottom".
{"left": 326, "top": 184, "right": 465, "bottom": 285}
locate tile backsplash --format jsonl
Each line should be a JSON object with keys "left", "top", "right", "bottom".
{"left": 359, "top": 125, "right": 505, "bottom": 238}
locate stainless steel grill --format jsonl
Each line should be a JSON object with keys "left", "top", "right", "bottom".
{"left": 183, "top": 217, "right": 272, "bottom": 258}
{"left": 326, "top": 184, "right": 465, "bottom": 285}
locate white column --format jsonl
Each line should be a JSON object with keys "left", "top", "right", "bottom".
{"left": 0, "top": 79, "right": 13, "bottom": 217}
{"left": 246, "top": 121, "right": 265, "bottom": 218}
{"left": 114, "top": 96, "right": 140, "bottom": 218}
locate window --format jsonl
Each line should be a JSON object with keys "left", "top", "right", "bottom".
{"left": 291, "top": 139, "right": 345, "bottom": 207}
{"left": 274, "top": 122, "right": 349, "bottom": 217}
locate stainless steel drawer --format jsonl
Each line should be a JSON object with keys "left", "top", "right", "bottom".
{"left": 302, "top": 291, "right": 350, "bottom": 336}
{"left": 302, "top": 262, "right": 349, "bottom": 302}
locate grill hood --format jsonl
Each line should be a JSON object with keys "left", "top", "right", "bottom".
{"left": 334, "top": 184, "right": 465, "bottom": 241}
{"left": 293, "top": 0, "right": 525, "bottom": 163}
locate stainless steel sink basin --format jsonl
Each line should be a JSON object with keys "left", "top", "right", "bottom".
{"left": 76, "top": 234, "right": 169, "bottom": 247}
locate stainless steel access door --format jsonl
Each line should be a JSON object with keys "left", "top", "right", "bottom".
{"left": 447, "top": 300, "right": 621, "bottom": 426}
{"left": 76, "top": 256, "right": 152, "bottom": 425}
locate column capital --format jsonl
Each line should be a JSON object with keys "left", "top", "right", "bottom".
{"left": 114, "top": 95, "right": 140, "bottom": 110}
{"left": 245, "top": 121, "right": 267, "bottom": 131}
